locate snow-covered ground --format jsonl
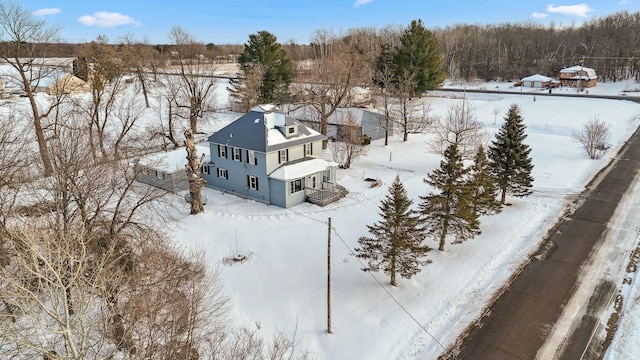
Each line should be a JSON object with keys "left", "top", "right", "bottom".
{"left": 163, "top": 81, "right": 640, "bottom": 358}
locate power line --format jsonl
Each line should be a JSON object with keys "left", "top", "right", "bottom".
{"left": 331, "top": 226, "right": 459, "bottom": 360}
{"left": 287, "top": 206, "right": 458, "bottom": 358}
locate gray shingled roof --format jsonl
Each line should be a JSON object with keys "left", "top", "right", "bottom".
{"left": 207, "top": 105, "right": 326, "bottom": 152}
{"left": 286, "top": 105, "right": 384, "bottom": 126}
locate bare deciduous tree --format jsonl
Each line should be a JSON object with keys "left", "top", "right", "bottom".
{"left": 167, "top": 26, "right": 219, "bottom": 134}
{"left": 110, "top": 246, "right": 229, "bottom": 359}
{"left": 76, "top": 36, "right": 130, "bottom": 159}
{"left": 0, "top": 110, "right": 30, "bottom": 245}
{"left": 120, "top": 34, "right": 155, "bottom": 108}
{"left": 229, "top": 62, "right": 264, "bottom": 113}
{"left": 373, "top": 45, "right": 396, "bottom": 146}
{"left": 294, "top": 29, "right": 368, "bottom": 148}
{"left": 429, "top": 98, "right": 488, "bottom": 158}
{"left": 330, "top": 111, "right": 368, "bottom": 169}
{"left": 0, "top": 225, "right": 114, "bottom": 359}
{"left": 405, "top": 101, "right": 435, "bottom": 135}
{"left": 0, "top": 2, "right": 63, "bottom": 175}
{"left": 493, "top": 107, "right": 501, "bottom": 124}
{"left": 572, "top": 115, "right": 611, "bottom": 159}
{"left": 387, "top": 72, "right": 436, "bottom": 142}
{"left": 392, "top": 68, "right": 418, "bottom": 142}
{"left": 184, "top": 129, "right": 206, "bottom": 214}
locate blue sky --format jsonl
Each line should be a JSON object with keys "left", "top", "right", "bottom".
{"left": 20, "top": 1, "right": 640, "bottom": 44}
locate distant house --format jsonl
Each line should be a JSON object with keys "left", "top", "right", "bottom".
{"left": 288, "top": 106, "right": 390, "bottom": 142}
{"left": 520, "top": 74, "right": 553, "bottom": 88}
{"left": 0, "top": 65, "right": 91, "bottom": 95}
{"left": 289, "top": 83, "right": 372, "bottom": 108}
{"left": 346, "top": 86, "right": 372, "bottom": 107}
{"left": 45, "top": 73, "right": 90, "bottom": 95}
{"left": 559, "top": 65, "right": 598, "bottom": 88}
{"left": 203, "top": 104, "right": 343, "bottom": 208}
{"left": 0, "top": 65, "right": 88, "bottom": 95}
{"left": 135, "top": 145, "right": 210, "bottom": 192}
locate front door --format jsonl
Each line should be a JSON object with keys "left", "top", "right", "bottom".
{"left": 307, "top": 175, "right": 317, "bottom": 189}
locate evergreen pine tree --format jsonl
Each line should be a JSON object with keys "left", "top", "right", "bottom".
{"left": 420, "top": 144, "right": 480, "bottom": 251}
{"left": 356, "top": 175, "right": 431, "bottom": 286}
{"left": 232, "top": 31, "right": 293, "bottom": 105}
{"left": 468, "top": 146, "right": 502, "bottom": 215}
{"left": 393, "top": 19, "right": 446, "bottom": 96}
{"left": 488, "top": 104, "right": 535, "bottom": 204}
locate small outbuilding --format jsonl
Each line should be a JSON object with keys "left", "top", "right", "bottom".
{"left": 346, "top": 86, "right": 372, "bottom": 107}
{"left": 520, "top": 74, "right": 553, "bottom": 88}
{"left": 288, "top": 106, "right": 390, "bottom": 142}
{"left": 46, "top": 73, "right": 90, "bottom": 95}
{"left": 135, "top": 145, "right": 210, "bottom": 192}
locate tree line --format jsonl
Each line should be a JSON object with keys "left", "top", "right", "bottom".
{"left": 435, "top": 11, "right": 640, "bottom": 83}
{"left": 13, "top": 10, "right": 640, "bottom": 84}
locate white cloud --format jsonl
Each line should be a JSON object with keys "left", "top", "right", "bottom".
{"left": 532, "top": 12, "right": 548, "bottom": 19}
{"left": 33, "top": 8, "right": 61, "bottom": 16}
{"left": 546, "top": 3, "right": 594, "bottom": 17}
{"left": 354, "top": 0, "right": 374, "bottom": 7}
{"left": 619, "top": 0, "right": 628, "bottom": 4}
{"left": 78, "top": 11, "right": 142, "bottom": 28}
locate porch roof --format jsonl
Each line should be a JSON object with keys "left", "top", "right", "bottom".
{"left": 269, "top": 158, "right": 338, "bottom": 181}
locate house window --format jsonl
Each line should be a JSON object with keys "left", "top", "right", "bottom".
{"left": 278, "top": 149, "right": 288, "bottom": 163}
{"left": 156, "top": 171, "right": 165, "bottom": 180}
{"left": 248, "top": 175, "right": 259, "bottom": 190}
{"left": 202, "top": 165, "right": 210, "bottom": 175}
{"left": 288, "top": 127, "right": 295, "bottom": 134}
{"left": 323, "top": 170, "right": 331, "bottom": 183}
{"left": 233, "top": 147, "right": 242, "bottom": 162}
{"left": 247, "top": 150, "right": 256, "bottom": 165}
{"left": 304, "top": 143, "right": 312, "bottom": 156}
{"left": 290, "top": 178, "right": 303, "bottom": 194}
{"left": 217, "top": 168, "right": 228, "bottom": 179}
{"left": 218, "top": 145, "right": 227, "bottom": 159}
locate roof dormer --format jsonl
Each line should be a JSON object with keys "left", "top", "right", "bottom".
{"left": 283, "top": 123, "right": 298, "bottom": 138}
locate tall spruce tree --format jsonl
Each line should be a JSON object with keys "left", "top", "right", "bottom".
{"left": 420, "top": 144, "right": 480, "bottom": 251}
{"left": 468, "top": 146, "right": 502, "bottom": 215}
{"left": 488, "top": 104, "right": 534, "bottom": 204}
{"left": 232, "top": 31, "right": 293, "bottom": 105}
{"left": 393, "top": 19, "right": 446, "bottom": 96}
{"left": 356, "top": 175, "right": 431, "bottom": 286}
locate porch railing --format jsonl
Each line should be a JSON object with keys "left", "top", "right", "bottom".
{"left": 305, "top": 182, "right": 348, "bottom": 206}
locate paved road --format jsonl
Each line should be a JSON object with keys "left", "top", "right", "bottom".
{"left": 438, "top": 87, "right": 640, "bottom": 103}
{"left": 449, "top": 125, "right": 640, "bottom": 359}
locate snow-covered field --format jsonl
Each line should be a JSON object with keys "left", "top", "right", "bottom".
{"left": 164, "top": 81, "right": 640, "bottom": 358}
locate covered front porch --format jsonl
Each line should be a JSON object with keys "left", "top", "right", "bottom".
{"left": 269, "top": 157, "right": 345, "bottom": 208}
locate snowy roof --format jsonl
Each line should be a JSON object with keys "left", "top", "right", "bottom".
{"left": 269, "top": 158, "right": 338, "bottom": 180}
{"left": 207, "top": 104, "right": 325, "bottom": 153}
{"left": 350, "top": 86, "right": 371, "bottom": 95}
{"left": 138, "top": 145, "right": 210, "bottom": 173}
{"left": 560, "top": 65, "right": 598, "bottom": 79}
{"left": 521, "top": 74, "right": 552, "bottom": 82}
{"left": 286, "top": 106, "right": 384, "bottom": 127}
{"left": 0, "top": 64, "right": 72, "bottom": 89}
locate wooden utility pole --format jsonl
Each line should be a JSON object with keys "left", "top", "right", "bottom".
{"left": 327, "top": 217, "right": 333, "bottom": 334}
